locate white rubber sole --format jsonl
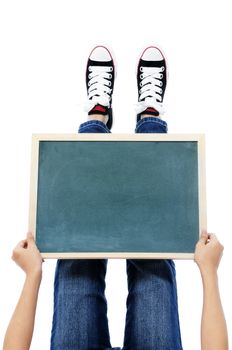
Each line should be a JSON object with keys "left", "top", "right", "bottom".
{"left": 135, "top": 43, "right": 169, "bottom": 80}
{"left": 86, "top": 43, "right": 118, "bottom": 77}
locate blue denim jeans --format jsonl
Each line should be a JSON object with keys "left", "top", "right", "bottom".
{"left": 50, "top": 117, "right": 183, "bottom": 350}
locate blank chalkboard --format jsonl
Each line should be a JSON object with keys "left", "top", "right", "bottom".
{"left": 29, "top": 134, "right": 206, "bottom": 259}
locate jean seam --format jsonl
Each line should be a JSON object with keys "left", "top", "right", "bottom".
{"left": 138, "top": 116, "right": 166, "bottom": 124}
{"left": 79, "top": 124, "right": 110, "bottom": 134}
{"left": 137, "top": 119, "right": 166, "bottom": 127}
{"left": 79, "top": 122, "right": 110, "bottom": 133}
{"left": 50, "top": 260, "right": 60, "bottom": 349}
{"left": 135, "top": 117, "right": 167, "bottom": 133}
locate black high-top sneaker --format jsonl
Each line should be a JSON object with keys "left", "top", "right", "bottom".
{"left": 85, "top": 46, "right": 115, "bottom": 130}
{"left": 136, "top": 46, "right": 167, "bottom": 122}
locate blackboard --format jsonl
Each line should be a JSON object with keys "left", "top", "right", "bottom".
{"left": 29, "top": 134, "right": 206, "bottom": 259}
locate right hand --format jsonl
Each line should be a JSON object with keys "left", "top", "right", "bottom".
{"left": 194, "top": 231, "right": 224, "bottom": 276}
{"left": 12, "top": 232, "right": 43, "bottom": 277}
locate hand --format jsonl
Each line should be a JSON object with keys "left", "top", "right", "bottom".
{"left": 194, "top": 231, "right": 224, "bottom": 276}
{"left": 12, "top": 232, "right": 43, "bottom": 277}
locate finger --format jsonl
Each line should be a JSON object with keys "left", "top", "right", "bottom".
{"left": 15, "top": 240, "right": 26, "bottom": 249}
{"left": 27, "top": 232, "right": 36, "bottom": 247}
{"left": 207, "top": 233, "right": 218, "bottom": 243}
{"left": 27, "top": 232, "right": 34, "bottom": 241}
{"left": 198, "top": 231, "right": 209, "bottom": 244}
{"left": 11, "top": 244, "right": 21, "bottom": 260}
{"left": 20, "top": 240, "right": 28, "bottom": 248}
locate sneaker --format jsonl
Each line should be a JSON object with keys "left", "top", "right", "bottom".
{"left": 136, "top": 46, "right": 167, "bottom": 122}
{"left": 85, "top": 46, "right": 115, "bottom": 130}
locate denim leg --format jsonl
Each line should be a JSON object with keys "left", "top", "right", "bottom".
{"left": 78, "top": 120, "right": 111, "bottom": 134}
{"left": 135, "top": 116, "right": 168, "bottom": 134}
{"left": 123, "top": 116, "right": 182, "bottom": 350}
{"left": 123, "top": 260, "right": 182, "bottom": 350}
{"left": 50, "top": 119, "right": 113, "bottom": 350}
{"left": 51, "top": 260, "right": 112, "bottom": 350}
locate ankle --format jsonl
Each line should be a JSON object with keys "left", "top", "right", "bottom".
{"left": 87, "top": 114, "right": 109, "bottom": 124}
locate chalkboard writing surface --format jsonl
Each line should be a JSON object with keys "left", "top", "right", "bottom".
{"left": 29, "top": 134, "right": 206, "bottom": 259}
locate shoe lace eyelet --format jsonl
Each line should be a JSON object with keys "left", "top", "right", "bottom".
{"left": 140, "top": 82, "right": 143, "bottom": 87}
{"left": 140, "top": 67, "right": 143, "bottom": 72}
{"left": 160, "top": 74, "right": 163, "bottom": 78}
{"left": 88, "top": 74, "right": 92, "bottom": 79}
{"left": 140, "top": 74, "right": 143, "bottom": 79}
{"left": 108, "top": 74, "right": 112, "bottom": 78}
{"left": 161, "top": 66, "right": 165, "bottom": 72}
{"left": 88, "top": 66, "right": 92, "bottom": 72}
{"left": 109, "top": 67, "right": 113, "bottom": 72}
{"left": 159, "top": 82, "right": 163, "bottom": 87}
{"left": 88, "top": 82, "right": 91, "bottom": 86}
{"left": 108, "top": 81, "right": 111, "bottom": 86}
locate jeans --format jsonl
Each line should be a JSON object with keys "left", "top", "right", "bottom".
{"left": 50, "top": 117, "right": 183, "bottom": 350}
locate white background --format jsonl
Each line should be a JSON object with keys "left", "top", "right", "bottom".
{"left": 0, "top": 0, "right": 231, "bottom": 349}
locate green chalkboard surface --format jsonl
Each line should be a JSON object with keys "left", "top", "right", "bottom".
{"left": 30, "top": 134, "right": 206, "bottom": 259}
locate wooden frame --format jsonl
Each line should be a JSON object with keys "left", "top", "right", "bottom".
{"left": 29, "top": 133, "right": 207, "bottom": 259}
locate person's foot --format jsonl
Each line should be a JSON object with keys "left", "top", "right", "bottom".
{"left": 85, "top": 46, "right": 115, "bottom": 130}
{"left": 136, "top": 46, "right": 167, "bottom": 122}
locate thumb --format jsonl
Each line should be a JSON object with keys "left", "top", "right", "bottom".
{"left": 198, "top": 230, "right": 209, "bottom": 244}
{"left": 27, "top": 232, "right": 35, "bottom": 245}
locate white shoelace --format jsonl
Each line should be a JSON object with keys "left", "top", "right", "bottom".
{"left": 85, "top": 65, "right": 113, "bottom": 112}
{"left": 135, "top": 66, "right": 165, "bottom": 115}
